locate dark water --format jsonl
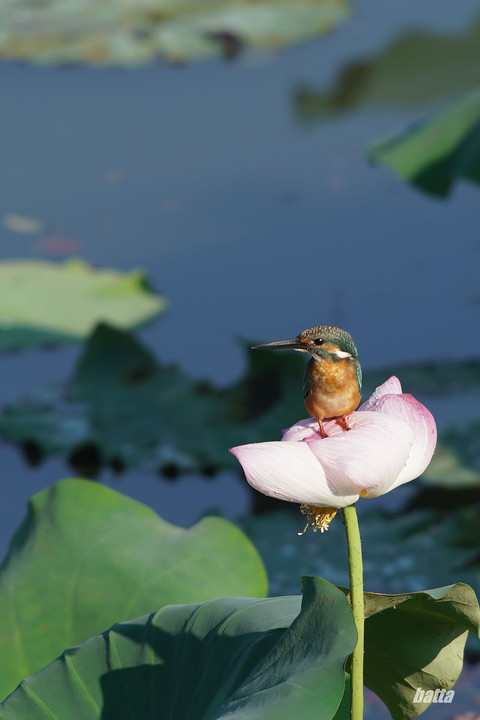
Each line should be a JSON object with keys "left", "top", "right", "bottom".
{"left": 1, "top": 0, "right": 480, "bottom": 557}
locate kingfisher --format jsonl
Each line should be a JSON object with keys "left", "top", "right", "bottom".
{"left": 253, "top": 325, "right": 362, "bottom": 438}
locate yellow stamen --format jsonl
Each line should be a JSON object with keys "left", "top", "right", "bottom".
{"left": 298, "top": 505, "right": 337, "bottom": 535}
{"left": 360, "top": 489, "right": 368, "bottom": 497}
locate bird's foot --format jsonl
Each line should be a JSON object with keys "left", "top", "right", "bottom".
{"left": 317, "top": 420, "right": 329, "bottom": 438}
{"left": 335, "top": 415, "right": 351, "bottom": 432}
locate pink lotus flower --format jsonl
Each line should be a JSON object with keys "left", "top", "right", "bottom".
{"left": 230, "top": 377, "right": 436, "bottom": 509}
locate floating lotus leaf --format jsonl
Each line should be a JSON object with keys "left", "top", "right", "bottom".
{"left": 241, "top": 506, "right": 480, "bottom": 597}
{"left": 0, "top": 0, "right": 351, "bottom": 66}
{"left": 0, "top": 323, "right": 479, "bottom": 483}
{"left": 0, "top": 259, "right": 165, "bottom": 350}
{"left": 0, "top": 323, "right": 307, "bottom": 475}
{"left": 424, "top": 440, "right": 480, "bottom": 487}
{"left": 362, "top": 358, "right": 480, "bottom": 396}
{"left": 295, "top": 14, "right": 480, "bottom": 123}
{"left": 368, "top": 86, "right": 480, "bottom": 196}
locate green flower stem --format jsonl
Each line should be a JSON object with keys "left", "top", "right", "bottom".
{"left": 343, "top": 504, "right": 364, "bottom": 720}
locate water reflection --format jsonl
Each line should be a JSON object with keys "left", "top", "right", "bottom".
{"left": 294, "top": 11, "right": 480, "bottom": 122}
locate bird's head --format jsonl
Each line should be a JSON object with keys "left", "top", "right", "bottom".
{"left": 252, "top": 325, "right": 358, "bottom": 361}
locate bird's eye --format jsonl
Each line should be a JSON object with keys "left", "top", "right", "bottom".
{"left": 313, "top": 338, "right": 324, "bottom": 346}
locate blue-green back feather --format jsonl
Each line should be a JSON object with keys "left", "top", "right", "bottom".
{"left": 355, "top": 359, "right": 362, "bottom": 393}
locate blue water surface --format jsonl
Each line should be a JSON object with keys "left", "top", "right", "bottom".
{"left": 0, "top": 0, "right": 479, "bottom": 558}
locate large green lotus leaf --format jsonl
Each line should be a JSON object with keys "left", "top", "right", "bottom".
{"left": 0, "top": 0, "right": 351, "bottom": 66}
{"left": 295, "top": 14, "right": 480, "bottom": 122}
{"left": 1, "top": 323, "right": 479, "bottom": 483}
{"left": 368, "top": 86, "right": 480, "bottom": 197}
{"left": 0, "top": 577, "right": 356, "bottom": 720}
{"left": 359, "top": 583, "right": 480, "bottom": 720}
{"left": 0, "top": 478, "right": 267, "bottom": 702}
{"left": 0, "top": 259, "right": 165, "bottom": 350}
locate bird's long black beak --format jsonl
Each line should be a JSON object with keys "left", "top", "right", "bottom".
{"left": 251, "top": 337, "right": 304, "bottom": 351}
